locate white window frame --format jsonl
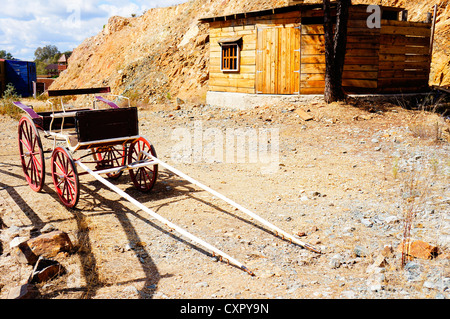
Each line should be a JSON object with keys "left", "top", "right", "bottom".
{"left": 220, "top": 42, "right": 241, "bottom": 73}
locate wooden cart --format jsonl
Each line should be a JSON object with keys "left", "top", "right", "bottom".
{"left": 13, "top": 87, "right": 320, "bottom": 275}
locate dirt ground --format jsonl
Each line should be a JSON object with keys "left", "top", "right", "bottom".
{"left": 0, "top": 97, "right": 449, "bottom": 299}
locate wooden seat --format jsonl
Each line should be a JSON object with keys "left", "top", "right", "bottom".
{"left": 75, "top": 107, "right": 139, "bottom": 143}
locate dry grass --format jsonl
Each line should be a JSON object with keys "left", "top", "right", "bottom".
{"left": 409, "top": 120, "right": 443, "bottom": 143}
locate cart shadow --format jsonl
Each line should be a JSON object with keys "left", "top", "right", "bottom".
{"left": 141, "top": 169, "right": 280, "bottom": 238}
{"left": 0, "top": 164, "right": 164, "bottom": 298}
{"left": 0, "top": 166, "right": 47, "bottom": 231}
{"left": 1, "top": 161, "right": 290, "bottom": 298}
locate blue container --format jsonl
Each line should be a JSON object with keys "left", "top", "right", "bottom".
{"left": 5, "top": 60, "right": 37, "bottom": 98}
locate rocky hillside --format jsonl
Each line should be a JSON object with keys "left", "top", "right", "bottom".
{"left": 50, "top": 0, "right": 450, "bottom": 103}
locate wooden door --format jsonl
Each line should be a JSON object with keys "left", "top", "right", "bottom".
{"left": 256, "top": 25, "right": 300, "bottom": 95}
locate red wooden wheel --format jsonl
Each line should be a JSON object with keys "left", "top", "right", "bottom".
{"left": 18, "top": 116, "right": 45, "bottom": 192}
{"left": 51, "top": 147, "right": 80, "bottom": 209}
{"left": 94, "top": 145, "right": 126, "bottom": 179}
{"left": 128, "top": 137, "right": 158, "bottom": 192}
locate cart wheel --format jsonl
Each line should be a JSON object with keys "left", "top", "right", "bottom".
{"left": 51, "top": 147, "right": 80, "bottom": 209}
{"left": 94, "top": 145, "right": 126, "bottom": 180}
{"left": 18, "top": 116, "right": 45, "bottom": 192}
{"left": 128, "top": 137, "right": 158, "bottom": 192}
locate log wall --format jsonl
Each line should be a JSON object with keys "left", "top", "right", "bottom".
{"left": 378, "top": 20, "right": 432, "bottom": 93}
{"left": 206, "top": 5, "right": 432, "bottom": 95}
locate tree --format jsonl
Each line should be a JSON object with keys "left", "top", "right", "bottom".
{"left": 323, "top": 0, "right": 351, "bottom": 103}
{"left": 0, "top": 50, "right": 14, "bottom": 60}
{"left": 34, "top": 45, "right": 60, "bottom": 63}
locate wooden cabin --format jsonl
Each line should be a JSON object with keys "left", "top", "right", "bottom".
{"left": 200, "top": 2, "right": 433, "bottom": 96}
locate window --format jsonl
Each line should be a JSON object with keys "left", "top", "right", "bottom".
{"left": 219, "top": 37, "right": 242, "bottom": 72}
{"left": 221, "top": 44, "right": 239, "bottom": 72}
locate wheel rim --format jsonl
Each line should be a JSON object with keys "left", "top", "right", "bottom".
{"left": 128, "top": 138, "right": 158, "bottom": 192}
{"left": 94, "top": 145, "right": 126, "bottom": 179}
{"left": 18, "top": 117, "right": 45, "bottom": 192}
{"left": 51, "top": 147, "right": 80, "bottom": 208}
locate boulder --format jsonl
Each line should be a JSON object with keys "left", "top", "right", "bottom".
{"left": 14, "top": 231, "right": 73, "bottom": 264}
{"left": 26, "top": 231, "right": 73, "bottom": 258}
{"left": 29, "top": 257, "right": 65, "bottom": 284}
{"left": 397, "top": 240, "right": 438, "bottom": 260}
{"left": 8, "top": 283, "right": 39, "bottom": 299}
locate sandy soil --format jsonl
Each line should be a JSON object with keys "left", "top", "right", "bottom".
{"left": 0, "top": 98, "right": 449, "bottom": 299}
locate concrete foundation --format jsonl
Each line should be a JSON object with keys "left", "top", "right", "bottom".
{"left": 206, "top": 91, "right": 324, "bottom": 110}
{"left": 206, "top": 90, "right": 433, "bottom": 109}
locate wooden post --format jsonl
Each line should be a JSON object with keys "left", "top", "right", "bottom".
{"left": 401, "top": 10, "right": 408, "bottom": 22}
{"left": 430, "top": 5, "right": 438, "bottom": 56}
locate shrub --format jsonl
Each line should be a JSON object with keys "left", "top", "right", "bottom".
{"left": 0, "top": 83, "right": 22, "bottom": 119}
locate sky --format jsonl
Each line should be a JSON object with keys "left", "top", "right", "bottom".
{"left": 0, "top": 0, "right": 188, "bottom": 61}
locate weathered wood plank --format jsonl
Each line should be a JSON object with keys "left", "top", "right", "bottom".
{"left": 344, "top": 64, "right": 379, "bottom": 71}
{"left": 301, "top": 80, "right": 325, "bottom": 88}
{"left": 301, "top": 55, "right": 325, "bottom": 64}
{"left": 301, "top": 63, "right": 326, "bottom": 74}
{"left": 300, "top": 87, "right": 324, "bottom": 94}
{"left": 344, "top": 56, "right": 379, "bottom": 65}
{"left": 342, "top": 79, "right": 378, "bottom": 88}
{"left": 345, "top": 48, "right": 380, "bottom": 57}
{"left": 208, "top": 85, "right": 256, "bottom": 94}
{"left": 380, "top": 35, "right": 430, "bottom": 46}
{"left": 378, "top": 78, "right": 429, "bottom": 88}
{"left": 380, "top": 26, "right": 431, "bottom": 37}
{"left": 209, "top": 77, "right": 256, "bottom": 88}
{"left": 378, "top": 69, "right": 430, "bottom": 79}
{"left": 342, "top": 71, "right": 378, "bottom": 79}
{"left": 380, "top": 20, "right": 432, "bottom": 28}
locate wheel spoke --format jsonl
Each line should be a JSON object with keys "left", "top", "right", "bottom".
{"left": 129, "top": 138, "right": 157, "bottom": 192}
{"left": 18, "top": 118, "right": 45, "bottom": 192}
{"left": 51, "top": 147, "right": 79, "bottom": 208}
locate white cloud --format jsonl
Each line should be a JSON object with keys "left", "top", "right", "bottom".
{"left": 0, "top": 0, "right": 188, "bottom": 61}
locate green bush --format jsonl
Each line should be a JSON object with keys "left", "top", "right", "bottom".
{"left": 0, "top": 83, "right": 22, "bottom": 118}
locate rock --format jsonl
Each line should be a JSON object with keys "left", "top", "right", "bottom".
{"left": 360, "top": 218, "right": 373, "bottom": 227}
{"left": 366, "top": 255, "right": 388, "bottom": 274}
{"left": 300, "top": 195, "right": 308, "bottom": 201}
{"left": 397, "top": 240, "right": 438, "bottom": 260}
{"left": 341, "top": 290, "right": 356, "bottom": 298}
{"left": 14, "top": 231, "right": 72, "bottom": 264}
{"left": 29, "top": 257, "right": 65, "bottom": 284}
{"left": 381, "top": 245, "right": 394, "bottom": 258}
{"left": 367, "top": 271, "right": 386, "bottom": 292}
{"left": 195, "top": 281, "right": 209, "bottom": 288}
{"left": 41, "top": 224, "right": 57, "bottom": 233}
{"left": 7, "top": 225, "right": 21, "bottom": 237}
{"left": 176, "top": 97, "right": 185, "bottom": 106}
{"left": 329, "top": 254, "right": 343, "bottom": 269}
{"left": 7, "top": 283, "right": 39, "bottom": 299}
{"left": 354, "top": 245, "right": 368, "bottom": 257}
{"left": 372, "top": 254, "right": 388, "bottom": 268}
{"left": 9, "top": 236, "right": 28, "bottom": 249}
{"left": 26, "top": 231, "right": 73, "bottom": 258}
{"left": 14, "top": 241, "right": 39, "bottom": 265}
{"left": 385, "top": 215, "right": 400, "bottom": 224}
{"left": 404, "top": 261, "right": 423, "bottom": 282}
{"left": 123, "top": 285, "right": 139, "bottom": 295}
